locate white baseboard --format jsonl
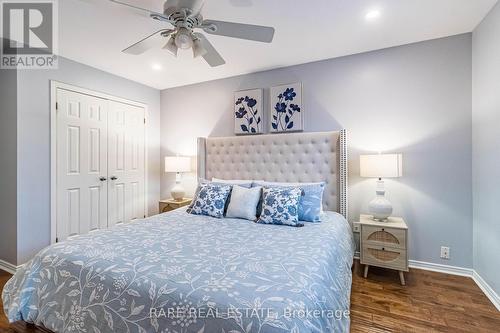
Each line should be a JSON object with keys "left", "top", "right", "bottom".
{"left": 473, "top": 270, "right": 500, "bottom": 311}
{"left": 0, "top": 259, "right": 18, "bottom": 274}
{"left": 355, "top": 258, "right": 499, "bottom": 312}
{"left": 408, "top": 260, "right": 473, "bottom": 277}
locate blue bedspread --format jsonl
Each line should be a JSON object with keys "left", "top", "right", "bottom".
{"left": 2, "top": 210, "right": 354, "bottom": 333}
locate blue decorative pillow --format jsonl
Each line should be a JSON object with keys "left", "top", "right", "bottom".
{"left": 187, "top": 179, "right": 252, "bottom": 214}
{"left": 257, "top": 187, "right": 304, "bottom": 227}
{"left": 189, "top": 184, "right": 232, "bottom": 218}
{"left": 253, "top": 181, "right": 325, "bottom": 222}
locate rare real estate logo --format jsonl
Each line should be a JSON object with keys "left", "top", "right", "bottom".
{"left": 1, "top": 0, "right": 58, "bottom": 69}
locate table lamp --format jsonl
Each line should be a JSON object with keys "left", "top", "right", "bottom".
{"left": 360, "top": 154, "right": 403, "bottom": 221}
{"left": 165, "top": 156, "right": 191, "bottom": 201}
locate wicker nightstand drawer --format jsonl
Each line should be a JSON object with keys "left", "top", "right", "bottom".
{"left": 361, "top": 244, "right": 408, "bottom": 272}
{"left": 359, "top": 215, "right": 409, "bottom": 285}
{"left": 361, "top": 225, "right": 406, "bottom": 249}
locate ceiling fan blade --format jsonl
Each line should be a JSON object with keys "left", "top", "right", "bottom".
{"left": 201, "top": 20, "right": 275, "bottom": 43}
{"left": 123, "top": 29, "right": 174, "bottom": 55}
{"left": 108, "top": 0, "right": 170, "bottom": 21}
{"left": 193, "top": 33, "right": 225, "bottom": 67}
{"left": 229, "top": 0, "right": 252, "bottom": 7}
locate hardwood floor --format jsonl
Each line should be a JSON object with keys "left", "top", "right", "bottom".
{"left": 350, "top": 261, "right": 500, "bottom": 332}
{"left": 1, "top": 262, "right": 499, "bottom": 332}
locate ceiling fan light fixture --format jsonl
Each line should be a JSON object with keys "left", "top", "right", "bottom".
{"left": 175, "top": 27, "right": 194, "bottom": 50}
{"left": 115, "top": 0, "right": 276, "bottom": 68}
{"left": 192, "top": 37, "right": 207, "bottom": 58}
{"left": 163, "top": 36, "right": 178, "bottom": 57}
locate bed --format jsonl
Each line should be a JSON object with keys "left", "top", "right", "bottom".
{"left": 3, "top": 131, "right": 353, "bottom": 333}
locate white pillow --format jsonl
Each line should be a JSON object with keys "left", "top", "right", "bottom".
{"left": 226, "top": 185, "right": 262, "bottom": 221}
{"left": 212, "top": 178, "right": 253, "bottom": 188}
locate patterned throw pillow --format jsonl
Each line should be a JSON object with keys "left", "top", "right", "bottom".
{"left": 187, "top": 179, "right": 252, "bottom": 214}
{"left": 189, "top": 184, "right": 232, "bottom": 218}
{"left": 253, "top": 181, "right": 325, "bottom": 222}
{"left": 186, "top": 180, "right": 208, "bottom": 213}
{"left": 257, "top": 187, "right": 304, "bottom": 227}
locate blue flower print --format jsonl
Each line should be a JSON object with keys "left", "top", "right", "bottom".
{"left": 235, "top": 107, "right": 247, "bottom": 119}
{"left": 290, "top": 104, "right": 301, "bottom": 112}
{"left": 246, "top": 98, "right": 257, "bottom": 108}
{"left": 275, "top": 103, "right": 287, "bottom": 113}
{"left": 257, "top": 187, "right": 303, "bottom": 227}
{"left": 235, "top": 94, "right": 261, "bottom": 134}
{"left": 215, "top": 199, "right": 224, "bottom": 210}
{"left": 283, "top": 88, "right": 296, "bottom": 101}
{"left": 190, "top": 184, "right": 231, "bottom": 218}
{"left": 271, "top": 86, "right": 301, "bottom": 132}
{"left": 265, "top": 194, "right": 275, "bottom": 206}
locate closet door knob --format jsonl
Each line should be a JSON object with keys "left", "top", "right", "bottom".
{"left": 110, "top": 176, "right": 118, "bottom": 180}
{"left": 99, "top": 177, "right": 107, "bottom": 182}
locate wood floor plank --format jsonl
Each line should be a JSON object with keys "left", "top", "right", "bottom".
{"left": 1, "top": 261, "right": 499, "bottom": 332}
{"left": 350, "top": 260, "right": 500, "bottom": 333}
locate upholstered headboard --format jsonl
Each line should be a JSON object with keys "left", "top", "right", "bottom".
{"left": 197, "top": 130, "right": 348, "bottom": 218}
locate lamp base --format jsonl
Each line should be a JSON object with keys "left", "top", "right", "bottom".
{"left": 369, "top": 196, "right": 393, "bottom": 221}
{"left": 171, "top": 183, "right": 185, "bottom": 201}
{"left": 368, "top": 180, "right": 393, "bottom": 221}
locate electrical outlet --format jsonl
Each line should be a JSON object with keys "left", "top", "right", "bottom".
{"left": 352, "top": 222, "right": 361, "bottom": 233}
{"left": 440, "top": 246, "right": 450, "bottom": 260}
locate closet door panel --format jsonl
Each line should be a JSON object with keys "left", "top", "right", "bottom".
{"left": 56, "top": 89, "right": 108, "bottom": 241}
{"left": 108, "top": 101, "right": 146, "bottom": 226}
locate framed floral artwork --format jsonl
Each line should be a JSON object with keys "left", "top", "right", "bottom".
{"left": 270, "top": 83, "right": 303, "bottom": 133}
{"left": 234, "top": 89, "right": 263, "bottom": 135}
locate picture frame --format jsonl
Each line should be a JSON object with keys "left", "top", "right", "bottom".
{"left": 269, "top": 82, "right": 303, "bottom": 133}
{"left": 234, "top": 88, "right": 264, "bottom": 135}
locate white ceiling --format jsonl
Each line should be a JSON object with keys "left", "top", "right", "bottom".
{"left": 60, "top": 0, "right": 498, "bottom": 90}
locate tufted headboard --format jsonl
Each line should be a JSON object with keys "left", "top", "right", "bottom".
{"left": 197, "top": 130, "right": 348, "bottom": 218}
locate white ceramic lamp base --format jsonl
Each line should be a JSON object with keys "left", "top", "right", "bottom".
{"left": 171, "top": 172, "right": 185, "bottom": 201}
{"left": 369, "top": 180, "right": 393, "bottom": 221}
{"left": 171, "top": 183, "right": 185, "bottom": 201}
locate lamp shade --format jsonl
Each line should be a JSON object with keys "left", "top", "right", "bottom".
{"left": 360, "top": 154, "right": 402, "bottom": 178}
{"left": 165, "top": 156, "right": 191, "bottom": 173}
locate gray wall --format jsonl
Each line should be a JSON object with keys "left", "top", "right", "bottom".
{"left": 0, "top": 40, "right": 18, "bottom": 265}
{"left": 161, "top": 34, "right": 473, "bottom": 268}
{"left": 472, "top": 2, "right": 500, "bottom": 295}
{"left": 16, "top": 57, "right": 161, "bottom": 264}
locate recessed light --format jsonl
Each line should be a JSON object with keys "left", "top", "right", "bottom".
{"left": 365, "top": 10, "right": 381, "bottom": 21}
{"left": 152, "top": 63, "right": 162, "bottom": 71}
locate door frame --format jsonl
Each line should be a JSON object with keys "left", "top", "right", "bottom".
{"left": 50, "top": 80, "right": 149, "bottom": 244}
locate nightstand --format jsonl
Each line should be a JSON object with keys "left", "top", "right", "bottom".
{"left": 159, "top": 198, "right": 192, "bottom": 213}
{"left": 359, "top": 214, "right": 409, "bottom": 285}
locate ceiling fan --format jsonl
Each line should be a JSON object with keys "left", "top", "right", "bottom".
{"left": 110, "top": 0, "right": 275, "bottom": 67}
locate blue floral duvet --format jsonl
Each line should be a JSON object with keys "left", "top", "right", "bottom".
{"left": 2, "top": 210, "right": 354, "bottom": 333}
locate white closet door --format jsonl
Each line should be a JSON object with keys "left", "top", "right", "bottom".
{"left": 56, "top": 89, "right": 108, "bottom": 241}
{"left": 108, "top": 101, "right": 146, "bottom": 226}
